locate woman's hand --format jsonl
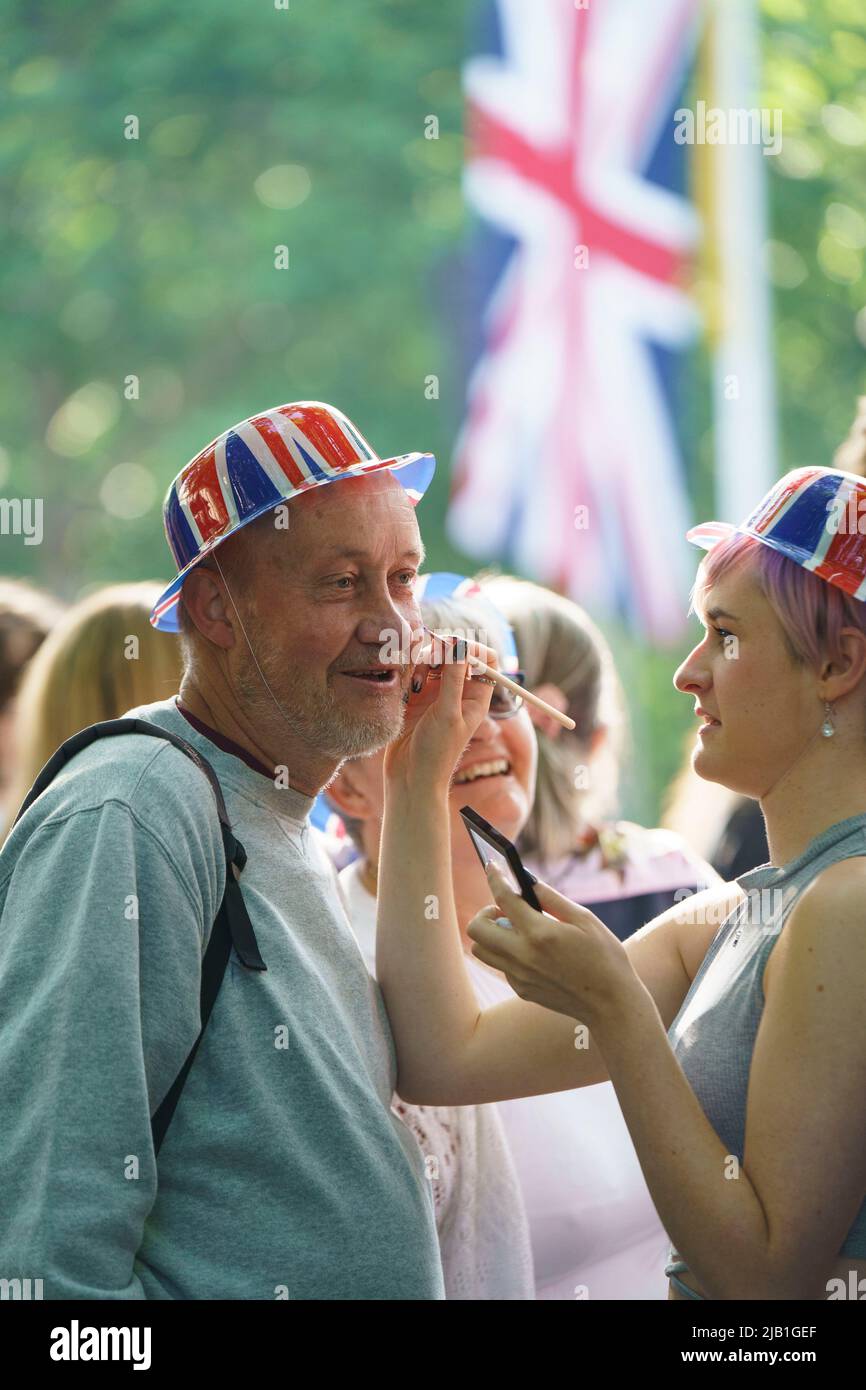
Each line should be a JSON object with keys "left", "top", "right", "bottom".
{"left": 383, "top": 633, "right": 500, "bottom": 795}
{"left": 467, "top": 866, "right": 647, "bottom": 1030}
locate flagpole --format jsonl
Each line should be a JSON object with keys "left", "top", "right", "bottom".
{"left": 708, "top": 0, "right": 778, "bottom": 522}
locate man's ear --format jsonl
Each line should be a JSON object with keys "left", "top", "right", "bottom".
{"left": 181, "top": 563, "right": 236, "bottom": 650}
{"left": 325, "top": 762, "right": 377, "bottom": 821}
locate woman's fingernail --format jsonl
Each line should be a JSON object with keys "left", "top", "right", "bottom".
{"left": 411, "top": 676, "right": 424, "bottom": 693}
{"left": 454, "top": 638, "right": 467, "bottom": 662}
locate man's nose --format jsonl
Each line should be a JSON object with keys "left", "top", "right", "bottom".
{"left": 356, "top": 598, "right": 417, "bottom": 661}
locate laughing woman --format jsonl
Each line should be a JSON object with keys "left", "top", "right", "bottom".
{"left": 377, "top": 467, "right": 866, "bottom": 1301}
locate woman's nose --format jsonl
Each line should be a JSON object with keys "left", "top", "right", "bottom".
{"left": 468, "top": 711, "right": 500, "bottom": 743}
{"left": 673, "top": 644, "right": 708, "bottom": 695}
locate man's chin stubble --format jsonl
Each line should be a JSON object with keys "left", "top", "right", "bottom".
{"left": 315, "top": 691, "right": 407, "bottom": 760}
{"left": 235, "top": 642, "right": 409, "bottom": 761}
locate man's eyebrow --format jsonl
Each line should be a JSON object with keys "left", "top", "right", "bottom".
{"left": 317, "top": 545, "right": 426, "bottom": 564}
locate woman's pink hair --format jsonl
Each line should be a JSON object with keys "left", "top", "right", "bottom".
{"left": 692, "top": 531, "right": 866, "bottom": 671}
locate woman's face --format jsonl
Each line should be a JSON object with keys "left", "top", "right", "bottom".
{"left": 447, "top": 700, "right": 537, "bottom": 846}
{"left": 328, "top": 676, "right": 538, "bottom": 864}
{"left": 673, "top": 562, "right": 818, "bottom": 798}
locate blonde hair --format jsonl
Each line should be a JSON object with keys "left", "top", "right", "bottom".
{"left": 0, "top": 577, "right": 66, "bottom": 709}
{"left": 4, "top": 581, "right": 183, "bottom": 829}
{"left": 833, "top": 396, "right": 866, "bottom": 477}
{"left": 478, "top": 573, "right": 629, "bottom": 861}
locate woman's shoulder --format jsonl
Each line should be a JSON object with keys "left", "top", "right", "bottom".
{"left": 766, "top": 856, "right": 866, "bottom": 999}
{"left": 795, "top": 853, "right": 866, "bottom": 914}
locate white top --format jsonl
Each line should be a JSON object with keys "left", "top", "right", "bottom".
{"left": 337, "top": 857, "right": 535, "bottom": 1301}
{"left": 338, "top": 857, "right": 670, "bottom": 1300}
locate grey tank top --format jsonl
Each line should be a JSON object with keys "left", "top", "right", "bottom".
{"left": 666, "top": 811, "right": 866, "bottom": 1282}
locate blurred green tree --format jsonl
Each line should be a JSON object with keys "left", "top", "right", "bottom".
{"left": 1, "top": 0, "right": 865, "bottom": 825}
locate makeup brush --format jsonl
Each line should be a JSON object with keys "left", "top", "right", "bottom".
{"left": 420, "top": 625, "right": 576, "bottom": 732}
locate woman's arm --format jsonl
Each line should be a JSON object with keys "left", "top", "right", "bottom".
{"left": 377, "top": 644, "right": 616, "bottom": 1103}
{"left": 378, "top": 717, "right": 739, "bottom": 1104}
{"left": 472, "top": 858, "right": 866, "bottom": 1300}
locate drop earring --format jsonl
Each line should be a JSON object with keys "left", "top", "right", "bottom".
{"left": 821, "top": 701, "right": 835, "bottom": 738}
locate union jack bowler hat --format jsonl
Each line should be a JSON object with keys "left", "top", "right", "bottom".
{"left": 150, "top": 400, "right": 436, "bottom": 631}
{"left": 687, "top": 466, "right": 866, "bottom": 602}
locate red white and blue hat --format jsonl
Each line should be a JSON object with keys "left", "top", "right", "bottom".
{"left": 687, "top": 466, "right": 866, "bottom": 601}
{"left": 150, "top": 400, "right": 436, "bottom": 631}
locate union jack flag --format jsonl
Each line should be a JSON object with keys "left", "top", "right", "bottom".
{"left": 447, "top": 0, "right": 703, "bottom": 642}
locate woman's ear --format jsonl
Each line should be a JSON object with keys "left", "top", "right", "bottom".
{"left": 526, "top": 682, "right": 569, "bottom": 740}
{"left": 588, "top": 724, "right": 606, "bottom": 758}
{"left": 820, "top": 627, "right": 866, "bottom": 703}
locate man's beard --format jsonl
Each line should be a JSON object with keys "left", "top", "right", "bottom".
{"left": 235, "top": 623, "right": 408, "bottom": 759}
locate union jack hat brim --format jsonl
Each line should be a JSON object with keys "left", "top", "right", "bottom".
{"left": 149, "top": 400, "right": 437, "bottom": 632}
{"left": 685, "top": 521, "right": 736, "bottom": 550}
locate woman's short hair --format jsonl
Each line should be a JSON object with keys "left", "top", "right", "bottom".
{"left": 692, "top": 531, "right": 866, "bottom": 673}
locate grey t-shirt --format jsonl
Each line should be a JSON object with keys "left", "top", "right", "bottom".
{"left": 0, "top": 696, "right": 443, "bottom": 1299}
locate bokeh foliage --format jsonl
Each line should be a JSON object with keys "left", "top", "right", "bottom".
{"left": 0, "top": 0, "right": 864, "bottom": 822}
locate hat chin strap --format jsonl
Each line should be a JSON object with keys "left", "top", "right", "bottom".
{"left": 210, "top": 550, "right": 302, "bottom": 740}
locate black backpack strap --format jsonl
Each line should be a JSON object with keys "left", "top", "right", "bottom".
{"left": 151, "top": 818, "right": 266, "bottom": 1156}
{"left": 12, "top": 716, "right": 267, "bottom": 1155}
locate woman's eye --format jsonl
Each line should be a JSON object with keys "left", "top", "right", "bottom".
{"left": 714, "top": 627, "right": 732, "bottom": 641}
{"left": 334, "top": 576, "right": 355, "bottom": 589}
{"left": 394, "top": 571, "right": 417, "bottom": 587}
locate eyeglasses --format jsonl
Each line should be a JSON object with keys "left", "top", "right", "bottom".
{"left": 425, "top": 667, "right": 526, "bottom": 718}
{"left": 487, "top": 670, "right": 526, "bottom": 720}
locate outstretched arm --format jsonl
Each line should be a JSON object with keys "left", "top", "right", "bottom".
{"left": 376, "top": 638, "right": 737, "bottom": 1105}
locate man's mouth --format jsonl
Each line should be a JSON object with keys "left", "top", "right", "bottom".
{"left": 453, "top": 757, "right": 511, "bottom": 786}
{"left": 338, "top": 667, "right": 399, "bottom": 687}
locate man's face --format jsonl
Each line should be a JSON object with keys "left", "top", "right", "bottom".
{"left": 230, "top": 472, "right": 425, "bottom": 760}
